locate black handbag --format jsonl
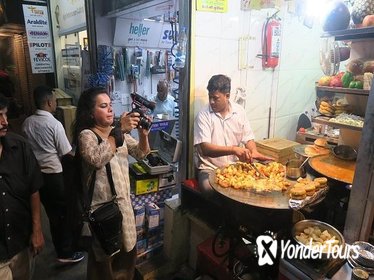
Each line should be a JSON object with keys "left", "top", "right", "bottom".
{"left": 86, "top": 132, "right": 123, "bottom": 257}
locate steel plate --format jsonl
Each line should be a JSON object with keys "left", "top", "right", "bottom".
{"left": 208, "top": 172, "right": 291, "bottom": 209}
{"left": 293, "top": 144, "right": 330, "bottom": 158}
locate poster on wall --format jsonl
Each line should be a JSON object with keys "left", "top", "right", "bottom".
{"left": 114, "top": 18, "right": 176, "bottom": 49}
{"left": 22, "top": 4, "right": 55, "bottom": 74}
{"left": 196, "top": 0, "right": 228, "bottom": 13}
{"left": 55, "top": 0, "right": 86, "bottom": 36}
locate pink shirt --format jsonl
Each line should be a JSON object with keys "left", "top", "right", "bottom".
{"left": 194, "top": 102, "right": 255, "bottom": 170}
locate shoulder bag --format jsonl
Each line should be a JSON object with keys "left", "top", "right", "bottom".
{"left": 86, "top": 131, "right": 123, "bottom": 257}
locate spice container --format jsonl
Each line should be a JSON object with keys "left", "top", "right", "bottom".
{"left": 351, "top": 267, "right": 369, "bottom": 280}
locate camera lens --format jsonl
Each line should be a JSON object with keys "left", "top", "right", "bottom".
{"left": 139, "top": 117, "right": 151, "bottom": 130}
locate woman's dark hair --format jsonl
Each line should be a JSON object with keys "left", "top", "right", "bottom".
{"left": 72, "top": 87, "right": 108, "bottom": 146}
{"left": 207, "top": 74, "right": 231, "bottom": 94}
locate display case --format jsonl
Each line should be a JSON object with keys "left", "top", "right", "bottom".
{"left": 318, "top": 27, "right": 374, "bottom": 243}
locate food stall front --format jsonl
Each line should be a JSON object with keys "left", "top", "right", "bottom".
{"left": 183, "top": 0, "right": 374, "bottom": 279}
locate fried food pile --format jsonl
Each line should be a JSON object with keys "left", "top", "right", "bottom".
{"left": 295, "top": 226, "right": 340, "bottom": 253}
{"left": 215, "top": 162, "right": 290, "bottom": 192}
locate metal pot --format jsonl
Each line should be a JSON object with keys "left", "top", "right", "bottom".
{"left": 286, "top": 159, "right": 306, "bottom": 180}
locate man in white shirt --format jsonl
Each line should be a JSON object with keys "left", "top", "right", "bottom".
{"left": 153, "top": 80, "right": 175, "bottom": 118}
{"left": 194, "top": 74, "right": 271, "bottom": 197}
{"left": 22, "top": 86, "right": 84, "bottom": 263}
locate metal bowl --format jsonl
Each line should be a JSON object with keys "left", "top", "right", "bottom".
{"left": 292, "top": 219, "right": 345, "bottom": 259}
{"left": 286, "top": 159, "right": 306, "bottom": 180}
{"left": 333, "top": 145, "right": 357, "bottom": 161}
{"left": 352, "top": 241, "right": 374, "bottom": 268}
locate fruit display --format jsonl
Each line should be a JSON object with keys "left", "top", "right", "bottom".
{"left": 352, "top": 0, "right": 374, "bottom": 24}
{"left": 341, "top": 71, "right": 354, "bottom": 87}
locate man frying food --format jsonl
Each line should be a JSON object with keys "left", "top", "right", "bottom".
{"left": 193, "top": 74, "right": 272, "bottom": 198}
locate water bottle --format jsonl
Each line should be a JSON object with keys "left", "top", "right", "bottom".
{"left": 175, "top": 27, "right": 187, "bottom": 69}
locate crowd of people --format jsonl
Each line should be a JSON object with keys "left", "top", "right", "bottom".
{"left": 0, "top": 74, "right": 265, "bottom": 280}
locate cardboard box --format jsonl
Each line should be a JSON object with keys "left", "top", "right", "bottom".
{"left": 147, "top": 227, "right": 164, "bottom": 249}
{"left": 134, "top": 205, "right": 145, "bottom": 229}
{"left": 136, "top": 239, "right": 147, "bottom": 255}
{"left": 146, "top": 203, "right": 160, "bottom": 230}
{"left": 130, "top": 188, "right": 173, "bottom": 208}
{"left": 130, "top": 165, "right": 159, "bottom": 195}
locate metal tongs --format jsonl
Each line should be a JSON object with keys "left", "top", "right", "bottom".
{"left": 249, "top": 162, "right": 268, "bottom": 179}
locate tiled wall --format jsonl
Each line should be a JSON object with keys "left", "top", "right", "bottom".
{"left": 192, "top": 2, "right": 323, "bottom": 141}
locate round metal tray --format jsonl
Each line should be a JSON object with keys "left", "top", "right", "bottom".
{"left": 209, "top": 172, "right": 291, "bottom": 209}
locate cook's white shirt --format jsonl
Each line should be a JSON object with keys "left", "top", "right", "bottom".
{"left": 194, "top": 102, "right": 255, "bottom": 170}
{"left": 22, "top": 109, "right": 72, "bottom": 173}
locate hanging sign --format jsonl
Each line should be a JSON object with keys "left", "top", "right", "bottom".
{"left": 114, "top": 18, "right": 176, "bottom": 49}
{"left": 55, "top": 0, "right": 86, "bottom": 36}
{"left": 196, "top": 0, "right": 228, "bottom": 13}
{"left": 22, "top": 4, "right": 55, "bottom": 74}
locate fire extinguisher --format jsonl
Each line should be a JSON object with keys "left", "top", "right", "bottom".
{"left": 261, "top": 12, "right": 281, "bottom": 69}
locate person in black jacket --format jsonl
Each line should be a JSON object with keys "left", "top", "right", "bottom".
{"left": 0, "top": 93, "right": 44, "bottom": 280}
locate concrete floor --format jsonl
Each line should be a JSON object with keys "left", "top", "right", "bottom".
{"left": 31, "top": 206, "right": 87, "bottom": 280}
{"left": 31, "top": 206, "right": 195, "bottom": 280}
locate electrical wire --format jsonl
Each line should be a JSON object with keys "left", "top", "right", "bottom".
{"left": 170, "top": 15, "right": 180, "bottom": 138}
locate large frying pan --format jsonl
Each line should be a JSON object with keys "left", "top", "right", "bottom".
{"left": 208, "top": 172, "right": 291, "bottom": 209}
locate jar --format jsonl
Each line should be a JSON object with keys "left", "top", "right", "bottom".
{"left": 351, "top": 267, "right": 369, "bottom": 280}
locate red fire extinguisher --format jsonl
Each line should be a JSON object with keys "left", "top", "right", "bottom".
{"left": 261, "top": 12, "right": 281, "bottom": 69}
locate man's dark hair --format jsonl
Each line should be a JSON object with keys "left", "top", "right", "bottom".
{"left": 207, "top": 74, "right": 231, "bottom": 94}
{"left": 33, "top": 85, "right": 54, "bottom": 109}
{"left": 0, "top": 93, "right": 9, "bottom": 110}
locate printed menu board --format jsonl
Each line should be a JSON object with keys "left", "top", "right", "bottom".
{"left": 22, "top": 4, "right": 55, "bottom": 74}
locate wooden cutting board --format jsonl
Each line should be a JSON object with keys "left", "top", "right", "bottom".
{"left": 309, "top": 154, "right": 356, "bottom": 184}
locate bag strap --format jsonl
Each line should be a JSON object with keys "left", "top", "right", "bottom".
{"left": 87, "top": 130, "right": 117, "bottom": 207}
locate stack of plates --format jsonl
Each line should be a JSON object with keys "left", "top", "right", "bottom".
{"left": 348, "top": 241, "right": 374, "bottom": 274}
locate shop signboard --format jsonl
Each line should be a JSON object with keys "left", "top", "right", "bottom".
{"left": 22, "top": 4, "right": 55, "bottom": 74}
{"left": 114, "top": 18, "right": 175, "bottom": 49}
{"left": 196, "top": 0, "right": 228, "bottom": 13}
{"left": 55, "top": 0, "right": 86, "bottom": 36}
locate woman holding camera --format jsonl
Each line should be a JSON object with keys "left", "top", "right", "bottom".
{"left": 73, "top": 87, "right": 150, "bottom": 280}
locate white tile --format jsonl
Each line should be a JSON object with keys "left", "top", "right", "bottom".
{"left": 275, "top": 70, "right": 320, "bottom": 118}
{"left": 272, "top": 114, "right": 300, "bottom": 140}
{"left": 195, "top": 12, "right": 222, "bottom": 38}
{"left": 248, "top": 118, "right": 270, "bottom": 141}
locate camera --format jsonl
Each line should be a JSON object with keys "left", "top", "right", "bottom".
{"left": 130, "top": 93, "right": 155, "bottom": 130}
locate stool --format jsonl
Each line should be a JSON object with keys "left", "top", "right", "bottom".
{"left": 196, "top": 236, "right": 231, "bottom": 280}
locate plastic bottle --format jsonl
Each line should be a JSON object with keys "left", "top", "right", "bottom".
{"left": 175, "top": 27, "right": 187, "bottom": 69}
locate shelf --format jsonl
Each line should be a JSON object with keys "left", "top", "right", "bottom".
{"left": 312, "top": 116, "right": 363, "bottom": 131}
{"left": 316, "top": 85, "right": 370, "bottom": 96}
{"left": 321, "top": 27, "right": 374, "bottom": 41}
